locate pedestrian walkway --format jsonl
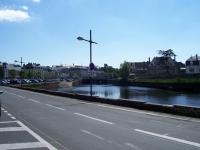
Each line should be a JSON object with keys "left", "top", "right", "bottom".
{"left": 0, "top": 107, "right": 57, "bottom": 150}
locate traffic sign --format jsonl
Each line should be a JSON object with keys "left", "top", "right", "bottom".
{"left": 89, "top": 63, "right": 95, "bottom": 70}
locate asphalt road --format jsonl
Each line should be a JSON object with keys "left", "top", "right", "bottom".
{"left": 0, "top": 86, "right": 200, "bottom": 150}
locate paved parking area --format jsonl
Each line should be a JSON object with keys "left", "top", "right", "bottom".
{"left": 0, "top": 107, "right": 57, "bottom": 150}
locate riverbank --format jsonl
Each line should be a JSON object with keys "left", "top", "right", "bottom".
{"left": 10, "top": 80, "right": 81, "bottom": 90}
{"left": 82, "top": 78, "right": 200, "bottom": 92}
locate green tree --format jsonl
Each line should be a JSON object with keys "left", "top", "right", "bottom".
{"left": 120, "top": 61, "right": 130, "bottom": 81}
{"left": 158, "top": 49, "right": 176, "bottom": 58}
{"left": 0, "top": 66, "right": 3, "bottom": 79}
{"left": 9, "top": 69, "right": 16, "bottom": 79}
{"left": 102, "top": 64, "right": 120, "bottom": 79}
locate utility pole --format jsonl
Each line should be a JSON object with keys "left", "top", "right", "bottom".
{"left": 15, "top": 57, "right": 25, "bottom": 87}
{"left": 77, "top": 30, "right": 98, "bottom": 96}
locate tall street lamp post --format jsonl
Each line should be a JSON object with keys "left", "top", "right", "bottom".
{"left": 77, "top": 30, "right": 98, "bottom": 96}
{"left": 15, "top": 57, "right": 25, "bottom": 87}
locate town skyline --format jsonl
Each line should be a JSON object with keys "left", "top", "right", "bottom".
{"left": 1, "top": 0, "right": 200, "bottom": 67}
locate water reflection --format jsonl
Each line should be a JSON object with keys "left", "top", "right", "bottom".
{"left": 56, "top": 84, "right": 200, "bottom": 107}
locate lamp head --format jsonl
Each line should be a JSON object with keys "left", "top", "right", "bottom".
{"left": 77, "top": 36, "right": 85, "bottom": 41}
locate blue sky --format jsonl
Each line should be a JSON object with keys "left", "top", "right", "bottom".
{"left": 0, "top": 0, "right": 200, "bottom": 68}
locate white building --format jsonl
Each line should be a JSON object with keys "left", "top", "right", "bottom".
{"left": 186, "top": 54, "right": 200, "bottom": 74}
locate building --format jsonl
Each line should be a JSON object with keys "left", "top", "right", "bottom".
{"left": 186, "top": 54, "right": 200, "bottom": 74}
{"left": 148, "top": 56, "right": 179, "bottom": 76}
{"left": 127, "top": 61, "right": 149, "bottom": 75}
{"left": 1, "top": 63, "right": 21, "bottom": 79}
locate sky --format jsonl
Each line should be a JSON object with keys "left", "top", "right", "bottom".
{"left": 0, "top": 0, "right": 200, "bottom": 68}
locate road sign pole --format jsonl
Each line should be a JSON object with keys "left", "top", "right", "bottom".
{"left": 90, "top": 30, "right": 93, "bottom": 96}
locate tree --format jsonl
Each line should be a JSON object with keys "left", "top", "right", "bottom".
{"left": 9, "top": 69, "right": 16, "bottom": 79}
{"left": 120, "top": 61, "right": 130, "bottom": 81}
{"left": 102, "top": 64, "right": 120, "bottom": 79}
{"left": 158, "top": 49, "right": 176, "bottom": 58}
{"left": 0, "top": 66, "right": 3, "bottom": 79}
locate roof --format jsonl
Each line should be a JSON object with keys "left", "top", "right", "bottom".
{"left": 151, "top": 56, "right": 174, "bottom": 66}
{"left": 187, "top": 55, "right": 200, "bottom": 61}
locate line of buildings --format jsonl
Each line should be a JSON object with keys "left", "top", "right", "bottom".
{"left": 124, "top": 54, "right": 200, "bottom": 79}
{"left": 1, "top": 54, "right": 200, "bottom": 80}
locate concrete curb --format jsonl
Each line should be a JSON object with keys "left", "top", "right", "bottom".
{"left": 14, "top": 87, "right": 200, "bottom": 118}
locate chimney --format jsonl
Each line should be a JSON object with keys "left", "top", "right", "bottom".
{"left": 196, "top": 54, "right": 198, "bottom": 61}
{"left": 148, "top": 57, "right": 151, "bottom": 63}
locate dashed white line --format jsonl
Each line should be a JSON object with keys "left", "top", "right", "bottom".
{"left": 45, "top": 104, "right": 65, "bottom": 111}
{"left": 3, "top": 110, "right": 7, "bottom": 113}
{"left": 80, "top": 102, "right": 200, "bottom": 123}
{"left": 74, "top": 113, "right": 114, "bottom": 125}
{"left": 28, "top": 98, "right": 41, "bottom": 104}
{"left": 124, "top": 142, "right": 140, "bottom": 149}
{"left": 17, "top": 95, "right": 25, "bottom": 99}
{"left": 0, "top": 142, "right": 46, "bottom": 150}
{"left": 0, "top": 127, "right": 25, "bottom": 132}
{"left": 7, "top": 113, "right": 12, "bottom": 116}
{"left": 81, "top": 129, "right": 105, "bottom": 140}
{"left": 135, "top": 129, "right": 200, "bottom": 148}
{"left": 11, "top": 117, "right": 16, "bottom": 120}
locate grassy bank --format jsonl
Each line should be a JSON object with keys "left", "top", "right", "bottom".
{"left": 133, "top": 78, "right": 200, "bottom": 84}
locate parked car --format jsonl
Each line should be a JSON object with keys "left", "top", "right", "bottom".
{"left": 0, "top": 80, "right": 9, "bottom": 85}
{"left": 30, "top": 79, "right": 39, "bottom": 83}
{"left": 10, "top": 79, "right": 21, "bottom": 84}
{"left": 21, "top": 79, "right": 31, "bottom": 84}
{"left": 38, "top": 79, "right": 44, "bottom": 82}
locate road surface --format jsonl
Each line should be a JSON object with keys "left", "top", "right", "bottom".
{"left": 0, "top": 86, "right": 200, "bottom": 150}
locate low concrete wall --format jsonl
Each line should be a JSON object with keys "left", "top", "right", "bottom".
{"left": 15, "top": 87, "right": 200, "bottom": 118}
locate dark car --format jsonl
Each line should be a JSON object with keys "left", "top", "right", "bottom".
{"left": 30, "top": 79, "right": 39, "bottom": 83}
{"left": 10, "top": 79, "right": 21, "bottom": 84}
{"left": 0, "top": 80, "right": 7, "bottom": 85}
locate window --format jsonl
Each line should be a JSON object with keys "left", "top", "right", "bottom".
{"left": 189, "top": 68, "right": 194, "bottom": 72}
{"left": 186, "top": 61, "right": 190, "bottom": 66}
{"left": 193, "top": 61, "right": 199, "bottom": 66}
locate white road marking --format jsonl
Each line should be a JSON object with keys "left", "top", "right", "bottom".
{"left": 81, "top": 129, "right": 105, "bottom": 140}
{"left": 74, "top": 113, "right": 114, "bottom": 125}
{"left": 5, "top": 87, "right": 200, "bottom": 123}
{"left": 9, "top": 92, "right": 17, "bottom": 96}
{"left": 7, "top": 113, "right": 12, "bottom": 116}
{"left": 0, "top": 121, "right": 18, "bottom": 124}
{"left": 84, "top": 103, "right": 200, "bottom": 123}
{"left": 0, "top": 142, "right": 46, "bottom": 150}
{"left": 0, "top": 107, "right": 58, "bottom": 150}
{"left": 125, "top": 142, "right": 140, "bottom": 150}
{"left": 135, "top": 129, "right": 200, "bottom": 148}
{"left": 17, "top": 121, "right": 57, "bottom": 150}
{"left": 45, "top": 104, "right": 65, "bottom": 111}
{"left": 3, "top": 110, "right": 7, "bottom": 113}
{"left": 28, "top": 98, "right": 41, "bottom": 104}
{"left": 17, "top": 95, "right": 25, "bottom": 99}
{"left": 11, "top": 116, "right": 16, "bottom": 120}
{"left": 0, "top": 127, "right": 25, "bottom": 132}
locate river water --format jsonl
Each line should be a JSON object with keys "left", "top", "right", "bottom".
{"left": 56, "top": 84, "right": 200, "bottom": 107}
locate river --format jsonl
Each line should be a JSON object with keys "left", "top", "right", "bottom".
{"left": 56, "top": 84, "right": 200, "bottom": 107}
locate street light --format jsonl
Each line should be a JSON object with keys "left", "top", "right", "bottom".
{"left": 14, "top": 57, "right": 25, "bottom": 87}
{"left": 77, "top": 30, "right": 98, "bottom": 96}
